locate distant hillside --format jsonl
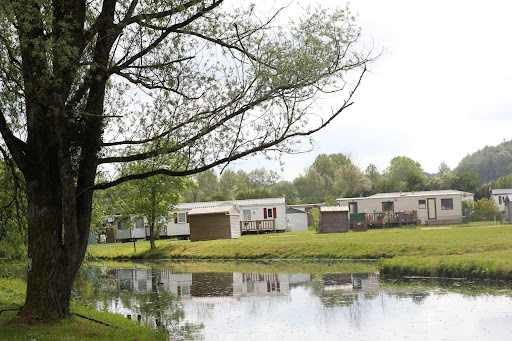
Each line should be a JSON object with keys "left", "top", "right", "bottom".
{"left": 454, "top": 140, "right": 512, "bottom": 183}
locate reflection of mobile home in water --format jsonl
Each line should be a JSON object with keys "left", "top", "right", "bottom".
{"left": 189, "top": 272, "right": 291, "bottom": 303}
{"left": 159, "top": 271, "right": 193, "bottom": 298}
{"left": 241, "top": 273, "right": 289, "bottom": 299}
{"left": 117, "top": 268, "right": 153, "bottom": 293}
{"left": 322, "top": 273, "right": 380, "bottom": 293}
{"left": 109, "top": 268, "right": 302, "bottom": 302}
{"left": 109, "top": 269, "right": 379, "bottom": 299}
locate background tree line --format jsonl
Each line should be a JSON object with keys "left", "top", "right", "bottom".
{"left": 182, "top": 139, "right": 512, "bottom": 205}
{"left": 182, "top": 155, "right": 483, "bottom": 204}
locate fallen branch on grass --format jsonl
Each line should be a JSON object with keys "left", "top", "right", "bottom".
{"left": 0, "top": 307, "right": 21, "bottom": 316}
{"left": 72, "top": 313, "right": 120, "bottom": 328}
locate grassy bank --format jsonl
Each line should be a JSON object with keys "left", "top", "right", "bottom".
{"left": 379, "top": 249, "right": 512, "bottom": 280}
{"left": 0, "top": 278, "right": 168, "bottom": 341}
{"left": 88, "top": 225, "right": 512, "bottom": 280}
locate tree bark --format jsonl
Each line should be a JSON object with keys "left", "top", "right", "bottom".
{"left": 149, "top": 220, "right": 156, "bottom": 249}
{"left": 149, "top": 189, "right": 156, "bottom": 249}
{"left": 18, "top": 155, "right": 91, "bottom": 322}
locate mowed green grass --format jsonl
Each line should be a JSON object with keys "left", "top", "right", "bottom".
{"left": 0, "top": 277, "right": 169, "bottom": 341}
{"left": 88, "top": 225, "right": 512, "bottom": 279}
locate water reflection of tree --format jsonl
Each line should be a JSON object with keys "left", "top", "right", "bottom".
{"left": 73, "top": 266, "right": 204, "bottom": 339}
{"left": 385, "top": 291, "right": 430, "bottom": 305}
{"left": 306, "top": 276, "right": 374, "bottom": 330}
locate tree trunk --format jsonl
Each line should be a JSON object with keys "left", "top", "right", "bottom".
{"left": 149, "top": 190, "right": 156, "bottom": 249}
{"left": 3, "top": 0, "right": 110, "bottom": 324}
{"left": 17, "top": 149, "right": 92, "bottom": 323}
{"left": 149, "top": 218, "right": 156, "bottom": 249}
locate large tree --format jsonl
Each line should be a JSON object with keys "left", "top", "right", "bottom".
{"left": 0, "top": 0, "right": 373, "bottom": 322}
{"left": 333, "top": 162, "right": 371, "bottom": 197}
{"left": 384, "top": 156, "right": 426, "bottom": 192}
{"left": 294, "top": 153, "right": 354, "bottom": 202}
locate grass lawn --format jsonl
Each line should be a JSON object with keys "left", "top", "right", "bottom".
{"left": 88, "top": 224, "right": 512, "bottom": 280}
{"left": 0, "top": 278, "right": 169, "bottom": 340}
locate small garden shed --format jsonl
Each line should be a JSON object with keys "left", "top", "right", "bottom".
{"left": 320, "top": 206, "right": 349, "bottom": 233}
{"left": 286, "top": 207, "right": 308, "bottom": 232}
{"left": 188, "top": 205, "right": 241, "bottom": 242}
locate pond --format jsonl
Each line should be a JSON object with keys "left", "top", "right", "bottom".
{"left": 73, "top": 261, "right": 512, "bottom": 340}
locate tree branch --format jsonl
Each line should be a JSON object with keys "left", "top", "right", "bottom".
{"left": 0, "top": 110, "right": 27, "bottom": 172}
{"left": 122, "top": 0, "right": 218, "bottom": 26}
{"left": 114, "top": 71, "right": 199, "bottom": 99}
{"left": 110, "top": 1, "right": 223, "bottom": 73}
{"left": 87, "top": 67, "right": 366, "bottom": 193}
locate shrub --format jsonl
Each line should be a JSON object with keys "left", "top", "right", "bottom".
{"left": 308, "top": 207, "right": 321, "bottom": 233}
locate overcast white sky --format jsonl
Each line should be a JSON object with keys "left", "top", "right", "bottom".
{"left": 226, "top": 0, "right": 512, "bottom": 181}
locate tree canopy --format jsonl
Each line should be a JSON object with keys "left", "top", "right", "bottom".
{"left": 455, "top": 140, "right": 512, "bottom": 183}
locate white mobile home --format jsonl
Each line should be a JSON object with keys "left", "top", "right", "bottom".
{"left": 337, "top": 190, "right": 474, "bottom": 225}
{"left": 491, "top": 189, "right": 512, "bottom": 213}
{"left": 165, "top": 197, "right": 287, "bottom": 238}
{"left": 104, "top": 215, "right": 162, "bottom": 242}
{"left": 111, "top": 216, "right": 148, "bottom": 242}
{"left": 504, "top": 195, "right": 512, "bottom": 222}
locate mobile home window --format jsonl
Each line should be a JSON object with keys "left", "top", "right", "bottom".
{"left": 418, "top": 200, "right": 426, "bottom": 209}
{"left": 243, "top": 209, "right": 252, "bottom": 221}
{"left": 382, "top": 201, "right": 394, "bottom": 212}
{"left": 263, "top": 207, "right": 276, "bottom": 219}
{"left": 267, "top": 208, "right": 273, "bottom": 218}
{"left": 118, "top": 219, "right": 127, "bottom": 229}
{"left": 177, "top": 212, "right": 187, "bottom": 223}
{"left": 441, "top": 199, "right": 453, "bottom": 210}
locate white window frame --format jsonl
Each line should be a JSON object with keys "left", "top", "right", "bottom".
{"left": 177, "top": 212, "right": 187, "bottom": 223}
{"left": 243, "top": 209, "right": 252, "bottom": 221}
{"left": 267, "top": 208, "right": 273, "bottom": 218}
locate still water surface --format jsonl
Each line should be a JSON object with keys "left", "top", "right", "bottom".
{"left": 74, "top": 262, "right": 512, "bottom": 340}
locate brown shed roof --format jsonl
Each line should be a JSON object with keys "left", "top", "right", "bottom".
{"left": 320, "top": 206, "right": 349, "bottom": 212}
{"left": 187, "top": 205, "right": 240, "bottom": 216}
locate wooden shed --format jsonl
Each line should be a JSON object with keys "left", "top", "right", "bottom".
{"left": 320, "top": 206, "right": 349, "bottom": 233}
{"left": 188, "top": 205, "right": 241, "bottom": 242}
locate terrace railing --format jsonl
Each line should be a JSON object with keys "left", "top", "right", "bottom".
{"left": 240, "top": 219, "right": 276, "bottom": 233}
{"left": 365, "top": 211, "right": 418, "bottom": 227}
{"left": 351, "top": 211, "right": 418, "bottom": 231}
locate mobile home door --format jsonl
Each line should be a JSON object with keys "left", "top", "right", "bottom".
{"left": 427, "top": 198, "right": 437, "bottom": 220}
